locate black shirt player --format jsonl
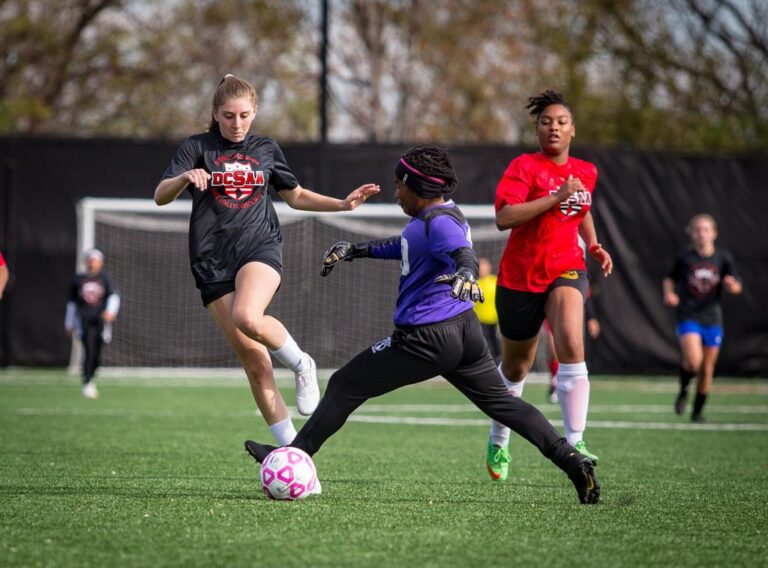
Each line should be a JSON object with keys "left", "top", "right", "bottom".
{"left": 65, "top": 249, "right": 120, "bottom": 399}
{"left": 154, "top": 74, "right": 379, "bottom": 447}
{"left": 663, "top": 214, "right": 742, "bottom": 421}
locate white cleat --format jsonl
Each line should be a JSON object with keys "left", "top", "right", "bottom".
{"left": 295, "top": 355, "right": 319, "bottom": 416}
{"left": 82, "top": 382, "right": 99, "bottom": 400}
{"left": 310, "top": 477, "right": 322, "bottom": 495}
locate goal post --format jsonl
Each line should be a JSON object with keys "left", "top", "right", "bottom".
{"left": 71, "top": 197, "right": 551, "bottom": 377}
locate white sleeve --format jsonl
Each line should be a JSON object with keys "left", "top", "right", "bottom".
{"left": 105, "top": 294, "right": 121, "bottom": 317}
{"left": 65, "top": 302, "right": 77, "bottom": 330}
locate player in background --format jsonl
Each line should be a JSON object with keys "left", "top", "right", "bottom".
{"left": 0, "top": 250, "right": 8, "bottom": 300}
{"left": 245, "top": 144, "right": 600, "bottom": 505}
{"left": 474, "top": 257, "right": 501, "bottom": 362}
{"left": 154, "top": 74, "right": 379, "bottom": 446}
{"left": 486, "top": 90, "right": 612, "bottom": 482}
{"left": 663, "top": 213, "right": 742, "bottom": 422}
{"left": 65, "top": 249, "right": 120, "bottom": 399}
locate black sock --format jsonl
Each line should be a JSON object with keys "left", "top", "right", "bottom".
{"left": 545, "top": 437, "right": 577, "bottom": 471}
{"left": 692, "top": 392, "right": 707, "bottom": 417}
{"left": 679, "top": 368, "right": 695, "bottom": 395}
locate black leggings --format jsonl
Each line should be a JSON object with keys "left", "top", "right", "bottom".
{"left": 81, "top": 320, "right": 104, "bottom": 383}
{"left": 292, "top": 310, "right": 565, "bottom": 460}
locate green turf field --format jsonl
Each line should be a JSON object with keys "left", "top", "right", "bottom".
{"left": 1, "top": 369, "right": 766, "bottom": 567}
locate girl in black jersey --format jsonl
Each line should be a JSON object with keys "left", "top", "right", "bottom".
{"left": 154, "top": 75, "right": 379, "bottom": 446}
{"left": 663, "top": 214, "right": 742, "bottom": 422}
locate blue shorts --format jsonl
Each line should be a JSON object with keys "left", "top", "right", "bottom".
{"left": 676, "top": 321, "right": 723, "bottom": 348}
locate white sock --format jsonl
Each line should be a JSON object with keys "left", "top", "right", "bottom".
{"left": 270, "top": 333, "right": 308, "bottom": 373}
{"left": 489, "top": 365, "right": 525, "bottom": 448}
{"left": 268, "top": 417, "right": 297, "bottom": 446}
{"left": 556, "top": 361, "right": 590, "bottom": 445}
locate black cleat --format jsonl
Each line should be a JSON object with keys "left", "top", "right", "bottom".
{"left": 565, "top": 452, "right": 601, "bottom": 505}
{"left": 244, "top": 440, "right": 276, "bottom": 463}
{"left": 691, "top": 413, "right": 706, "bottom": 423}
{"left": 674, "top": 392, "right": 687, "bottom": 415}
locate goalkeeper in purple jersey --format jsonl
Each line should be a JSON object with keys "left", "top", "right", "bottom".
{"left": 246, "top": 144, "right": 600, "bottom": 504}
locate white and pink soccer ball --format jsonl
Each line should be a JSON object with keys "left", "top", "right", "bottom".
{"left": 260, "top": 447, "right": 318, "bottom": 501}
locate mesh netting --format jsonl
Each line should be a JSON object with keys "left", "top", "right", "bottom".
{"left": 88, "top": 204, "right": 548, "bottom": 371}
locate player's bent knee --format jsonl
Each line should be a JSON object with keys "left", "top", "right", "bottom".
{"left": 233, "top": 311, "right": 269, "bottom": 342}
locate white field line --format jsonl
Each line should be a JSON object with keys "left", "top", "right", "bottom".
{"left": 355, "top": 404, "right": 768, "bottom": 415}
{"left": 9, "top": 405, "right": 768, "bottom": 432}
{"left": 341, "top": 414, "right": 768, "bottom": 432}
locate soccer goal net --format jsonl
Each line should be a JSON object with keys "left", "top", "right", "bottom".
{"left": 73, "top": 197, "right": 550, "bottom": 374}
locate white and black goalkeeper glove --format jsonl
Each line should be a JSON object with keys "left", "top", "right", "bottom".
{"left": 434, "top": 270, "right": 485, "bottom": 303}
{"left": 320, "top": 241, "right": 369, "bottom": 277}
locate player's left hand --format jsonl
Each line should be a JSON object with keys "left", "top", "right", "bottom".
{"left": 588, "top": 243, "right": 613, "bottom": 277}
{"left": 722, "top": 274, "right": 742, "bottom": 294}
{"left": 435, "top": 271, "right": 484, "bottom": 302}
{"left": 342, "top": 184, "right": 380, "bottom": 210}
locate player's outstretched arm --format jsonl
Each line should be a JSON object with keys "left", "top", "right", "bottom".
{"left": 321, "top": 237, "right": 401, "bottom": 276}
{"left": 280, "top": 184, "right": 380, "bottom": 212}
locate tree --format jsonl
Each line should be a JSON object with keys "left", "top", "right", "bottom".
{"left": 0, "top": 0, "right": 316, "bottom": 139}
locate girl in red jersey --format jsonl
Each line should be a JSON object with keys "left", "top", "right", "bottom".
{"left": 154, "top": 75, "right": 379, "bottom": 447}
{"left": 485, "top": 90, "right": 612, "bottom": 482}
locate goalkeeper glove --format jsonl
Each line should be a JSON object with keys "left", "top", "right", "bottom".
{"left": 434, "top": 270, "right": 485, "bottom": 303}
{"left": 321, "top": 241, "right": 369, "bottom": 276}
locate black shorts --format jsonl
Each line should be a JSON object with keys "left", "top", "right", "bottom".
{"left": 196, "top": 243, "right": 283, "bottom": 307}
{"left": 496, "top": 270, "right": 589, "bottom": 341}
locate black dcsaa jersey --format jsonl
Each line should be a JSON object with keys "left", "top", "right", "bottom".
{"left": 668, "top": 248, "right": 740, "bottom": 326}
{"left": 70, "top": 271, "right": 115, "bottom": 323}
{"left": 161, "top": 131, "right": 300, "bottom": 285}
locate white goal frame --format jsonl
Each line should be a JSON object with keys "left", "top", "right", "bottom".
{"left": 69, "top": 197, "right": 506, "bottom": 379}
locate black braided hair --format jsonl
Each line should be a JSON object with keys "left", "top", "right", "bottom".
{"left": 526, "top": 90, "right": 572, "bottom": 122}
{"left": 401, "top": 144, "right": 458, "bottom": 193}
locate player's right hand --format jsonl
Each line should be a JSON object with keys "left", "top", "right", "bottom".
{"left": 555, "top": 175, "right": 584, "bottom": 201}
{"left": 321, "top": 242, "right": 353, "bottom": 277}
{"left": 184, "top": 169, "right": 211, "bottom": 191}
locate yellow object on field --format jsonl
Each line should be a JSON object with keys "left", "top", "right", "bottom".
{"left": 473, "top": 274, "right": 498, "bottom": 325}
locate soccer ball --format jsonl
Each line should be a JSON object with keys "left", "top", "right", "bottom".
{"left": 260, "top": 447, "right": 318, "bottom": 501}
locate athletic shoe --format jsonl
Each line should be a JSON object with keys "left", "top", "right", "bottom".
{"left": 564, "top": 451, "right": 600, "bottom": 504}
{"left": 674, "top": 392, "right": 686, "bottom": 415}
{"left": 691, "top": 413, "right": 706, "bottom": 423}
{"left": 574, "top": 440, "right": 600, "bottom": 466}
{"left": 244, "top": 440, "right": 277, "bottom": 464}
{"left": 81, "top": 382, "right": 99, "bottom": 400}
{"left": 486, "top": 440, "right": 511, "bottom": 482}
{"left": 310, "top": 477, "right": 322, "bottom": 495}
{"left": 295, "top": 355, "right": 319, "bottom": 416}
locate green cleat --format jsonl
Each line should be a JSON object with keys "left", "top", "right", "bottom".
{"left": 574, "top": 440, "right": 600, "bottom": 466}
{"left": 486, "top": 441, "right": 511, "bottom": 481}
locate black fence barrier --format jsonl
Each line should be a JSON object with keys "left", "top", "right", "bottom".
{"left": 0, "top": 136, "right": 765, "bottom": 375}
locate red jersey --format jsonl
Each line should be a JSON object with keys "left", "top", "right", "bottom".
{"left": 495, "top": 152, "right": 597, "bottom": 292}
{"left": 0, "top": 251, "right": 5, "bottom": 266}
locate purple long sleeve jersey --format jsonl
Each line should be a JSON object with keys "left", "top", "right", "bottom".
{"left": 369, "top": 201, "right": 475, "bottom": 326}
